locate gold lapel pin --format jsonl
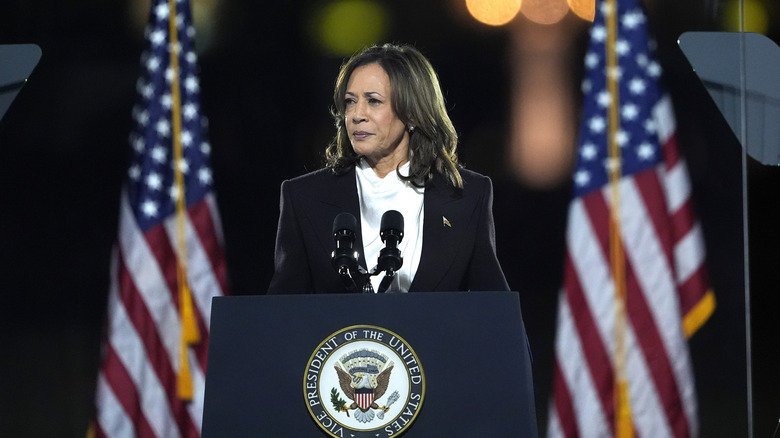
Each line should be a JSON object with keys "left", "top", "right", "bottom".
{"left": 442, "top": 216, "right": 451, "bottom": 227}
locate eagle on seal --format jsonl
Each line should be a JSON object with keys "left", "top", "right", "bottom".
{"left": 335, "top": 361, "right": 394, "bottom": 418}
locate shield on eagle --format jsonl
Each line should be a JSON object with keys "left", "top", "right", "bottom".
{"left": 354, "top": 387, "right": 374, "bottom": 411}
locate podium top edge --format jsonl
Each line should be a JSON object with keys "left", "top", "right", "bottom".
{"left": 211, "top": 291, "right": 522, "bottom": 306}
{"left": 214, "top": 291, "right": 519, "bottom": 298}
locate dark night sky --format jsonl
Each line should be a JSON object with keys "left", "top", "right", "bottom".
{"left": 0, "top": 1, "right": 778, "bottom": 437}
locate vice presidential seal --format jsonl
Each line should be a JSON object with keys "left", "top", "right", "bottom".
{"left": 304, "top": 325, "right": 425, "bottom": 437}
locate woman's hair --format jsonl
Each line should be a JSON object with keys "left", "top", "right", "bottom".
{"left": 325, "top": 43, "right": 463, "bottom": 188}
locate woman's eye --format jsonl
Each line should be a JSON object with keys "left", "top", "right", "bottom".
{"left": 368, "top": 98, "right": 381, "bottom": 104}
{"left": 344, "top": 97, "right": 356, "bottom": 106}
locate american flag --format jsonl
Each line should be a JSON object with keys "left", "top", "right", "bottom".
{"left": 547, "top": 0, "right": 714, "bottom": 437}
{"left": 91, "top": 0, "right": 227, "bottom": 436}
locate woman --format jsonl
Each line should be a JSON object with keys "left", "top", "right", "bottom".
{"left": 268, "top": 43, "right": 509, "bottom": 294}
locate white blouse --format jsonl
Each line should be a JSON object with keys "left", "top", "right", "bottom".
{"left": 355, "top": 159, "right": 424, "bottom": 293}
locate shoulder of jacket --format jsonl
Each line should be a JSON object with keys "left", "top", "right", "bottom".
{"left": 451, "top": 168, "right": 492, "bottom": 197}
{"left": 286, "top": 168, "right": 330, "bottom": 183}
{"left": 281, "top": 167, "right": 357, "bottom": 205}
{"left": 458, "top": 168, "right": 490, "bottom": 185}
{"left": 283, "top": 167, "right": 351, "bottom": 187}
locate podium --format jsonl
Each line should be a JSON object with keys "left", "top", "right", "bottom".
{"left": 202, "top": 292, "right": 538, "bottom": 437}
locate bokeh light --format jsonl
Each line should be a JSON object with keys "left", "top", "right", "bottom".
{"left": 521, "top": 0, "right": 569, "bottom": 25}
{"left": 722, "top": 0, "right": 770, "bottom": 34}
{"left": 311, "top": 0, "right": 389, "bottom": 56}
{"left": 466, "top": 0, "right": 522, "bottom": 26}
{"left": 567, "top": 0, "right": 595, "bottom": 22}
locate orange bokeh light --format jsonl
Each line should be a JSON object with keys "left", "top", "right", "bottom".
{"left": 521, "top": 0, "right": 569, "bottom": 25}
{"left": 465, "top": 0, "right": 522, "bottom": 26}
{"left": 568, "top": 0, "right": 595, "bottom": 22}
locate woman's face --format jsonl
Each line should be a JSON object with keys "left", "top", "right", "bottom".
{"left": 344, "top": 63, "right": 409, "bottom": 173}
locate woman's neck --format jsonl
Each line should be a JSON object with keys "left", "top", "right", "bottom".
{"left": 368, "top": 159, "right": 408, "bottom": 178}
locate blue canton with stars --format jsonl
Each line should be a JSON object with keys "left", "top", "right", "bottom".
{"left": 573, "top": 0, "right": 665, "bottom": 199}
{"left": 127, "top": 0, "right": 213, "bottom": 232}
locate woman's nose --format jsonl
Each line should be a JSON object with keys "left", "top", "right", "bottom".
{"left": 350, "top": 101, "right": 367, "bottom": 123}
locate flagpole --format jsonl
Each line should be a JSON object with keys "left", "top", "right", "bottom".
{"left": 167, "top": 0, "right": 200, "bottom": 402}
{"left": 604, "top": 0, "right": 634, "bottom": 436}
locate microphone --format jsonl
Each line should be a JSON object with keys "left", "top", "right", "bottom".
{"left": 331, "top": 212, "right": 361, "bottom": 292}
{"left": 376, "top": 210, "right": 404, "bottom": 293}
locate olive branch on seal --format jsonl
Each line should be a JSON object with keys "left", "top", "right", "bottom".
{"left": 330, "top": 388, "right": 350, "bottom": 417}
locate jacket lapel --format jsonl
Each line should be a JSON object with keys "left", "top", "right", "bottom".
{"left": 409, "top": 173, "right": 475, "bottom": 292}
{"left": 298, "top": 168, "right": 367, "bottom": 271}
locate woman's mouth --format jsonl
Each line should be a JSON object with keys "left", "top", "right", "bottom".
{"left": 352, "top": 131, "right": 371, "bottom": 140}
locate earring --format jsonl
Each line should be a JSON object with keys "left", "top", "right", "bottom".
{"left": 409, "top": 125, "right": 415, "bottom": 132}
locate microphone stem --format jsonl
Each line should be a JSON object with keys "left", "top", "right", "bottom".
{"left": 377, "top": 271, "right": 394, "bottom": 294}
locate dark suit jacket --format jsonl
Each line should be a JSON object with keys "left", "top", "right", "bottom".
{"left": 267, "top": 166, "right": 510, "bottom": 293}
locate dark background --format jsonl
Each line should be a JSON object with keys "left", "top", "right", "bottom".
{"left": 0, "top": 1, "right": 778, "bottom": 436}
